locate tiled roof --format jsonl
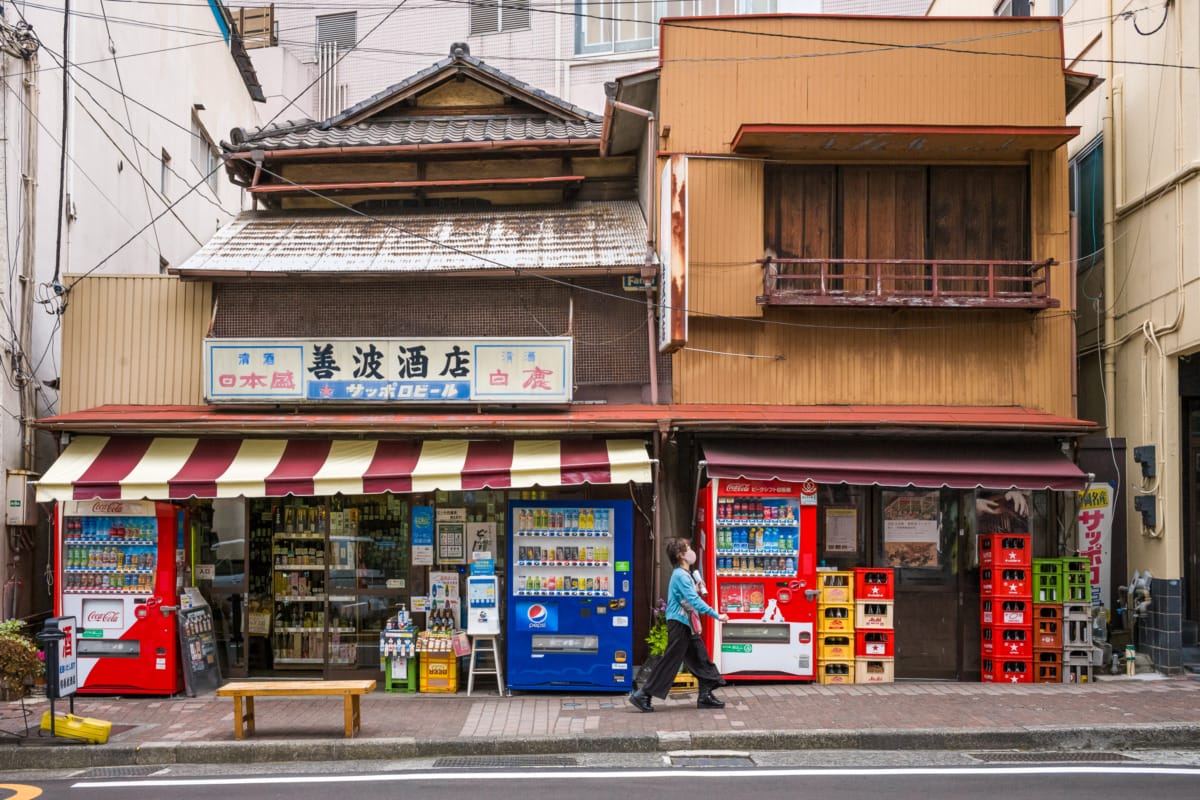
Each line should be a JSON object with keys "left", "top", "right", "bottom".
{"left": 174, "top": 202, "right": 648, "bottom": 277}
{"left": 225, "top": 117, "right": 602, "bottom": 152}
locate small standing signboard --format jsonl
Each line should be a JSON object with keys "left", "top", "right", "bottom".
{"left": 37, "top": 616, "right": 78, "bottom": 736}
{"left": 177, "top": 598, "right": 222, "bottom": 696}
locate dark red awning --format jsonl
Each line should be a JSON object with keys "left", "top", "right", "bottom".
{"left": 701, "top": 439, "right": 1088, "bottom": 491}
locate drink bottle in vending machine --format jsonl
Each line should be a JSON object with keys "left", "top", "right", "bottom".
{"left": 696, "top": 478, "right": 818, "bottom": 680}
{"left": 55, "top": 500, "right": 185, "bottom": 695}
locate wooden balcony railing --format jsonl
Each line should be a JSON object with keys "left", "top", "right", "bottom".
{"left": 758, "top": 257, "right": 1059, "bottom": 309}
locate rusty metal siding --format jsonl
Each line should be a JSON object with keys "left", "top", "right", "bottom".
{"left": 659, "top": 16, "right": 1068, "bottom": 156}
{"left": 674, "top": 308, "right": 1074, "bottom": 415}
{"left": 687, "top": 157, "right": 763, "bottom": 318}
{"left": 61, "top": 276, "right": 210, "bottom": 412}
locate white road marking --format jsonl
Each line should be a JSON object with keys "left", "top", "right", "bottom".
{"left": 72, "top": 764, "right": 1200, "bottom": 789}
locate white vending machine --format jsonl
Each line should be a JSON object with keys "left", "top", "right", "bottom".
{"left": 467, "top": 575, "right": 500, "bottom": 635}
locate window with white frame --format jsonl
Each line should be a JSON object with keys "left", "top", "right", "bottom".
{"left": 470, "top": 0, "right": 532, "bottom": 35}
{"left": 316, "top": 11, "right": 356, "bottom": 55}
{"left": 191, "top": 112, "right": 221, "bottom": 193}
{"left": 577, "top": 0, "right": 776, "bottom": 56}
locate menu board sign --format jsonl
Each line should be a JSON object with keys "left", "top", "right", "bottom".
{"left": 177, "top": 604, "right": 222, "bottom": 696}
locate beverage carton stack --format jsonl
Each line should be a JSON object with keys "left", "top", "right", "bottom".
{"left": 853, "top": 567, "right": 895, "bottom": 684}
{"left": 816, "top": 570, "right": 855, "bottom": 684}
{"left": 980, "top": 534, "right": 1033, "bottom": 683}
{"left": 1031, "top": 557, "right": 1094, "bottom": 682}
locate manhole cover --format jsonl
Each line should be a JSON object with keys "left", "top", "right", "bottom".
{"left": 72, "top": 765, "right": 167, "bottom": 778}
{"left": 672, "top": 756, "right": 755, "bottom": 768}
{"left": 969, "top": 752, "right": 1137, "bottom": 763}
{"left": 433, "top": 755, "right": 578, "bottom": 768}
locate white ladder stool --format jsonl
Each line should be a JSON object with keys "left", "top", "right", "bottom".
{"left": 467, "top": 635, "right": 505, "bottom": 696}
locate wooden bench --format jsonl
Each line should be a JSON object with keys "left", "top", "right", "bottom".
{"left": 215, "top": 680, "right": 376, "bottom": 739}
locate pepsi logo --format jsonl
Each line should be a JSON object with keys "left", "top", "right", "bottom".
{"left": 526, "top": 604, "right": 548, "bottom": 625}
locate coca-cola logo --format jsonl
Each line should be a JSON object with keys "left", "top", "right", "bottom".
{"left": 87, "top": 610, "right": 120, "bottom": 623}
{"left": 90, "top": 501, "right": 128, "bottom": 513}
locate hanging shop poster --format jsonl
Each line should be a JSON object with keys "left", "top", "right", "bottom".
{"left": 468, "top": 521, "right": 497, "bottom": 560}
{"left": 412, "top": 506, "right": 435, "bottom": 566}
{"left": 1077, "top": 482, "right": 1115, "bottom": 608}
{"left": 824, "top": 507, "right": 858, "bottom": 554}
{"left": 436, "top": 507, "right": 467, "bottom": 565}
{"left": 429, "top": 571, "right": 461, "bottom": 625}
{"left": 882, "top": 490, "right": 940, "bottom": 568}
{"left": 976, "top": 489, "right": 1031, "bottom": 535}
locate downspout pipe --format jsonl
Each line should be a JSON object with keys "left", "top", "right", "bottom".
{"left": 1101, "top": 0, "right": 1116, "bottom": 435}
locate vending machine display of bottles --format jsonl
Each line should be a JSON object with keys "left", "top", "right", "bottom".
{"left": 507, "top": 499, "right": 633, "bottom": 692}
{"left": 56, "top": 500, "right": 184, "bottom": 695}
{"left": 696, "top": 479, "right": 818, "bottom": 681}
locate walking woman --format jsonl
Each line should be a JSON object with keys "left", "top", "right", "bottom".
{"left": 629, "top": 537, "right": 728, "bottom": 712}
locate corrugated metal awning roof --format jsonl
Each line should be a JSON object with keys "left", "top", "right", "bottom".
{"left": 173, "top": 203, "right": 648, "bottom": 278}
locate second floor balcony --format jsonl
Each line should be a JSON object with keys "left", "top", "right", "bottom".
{"left": 759, "top": 256, "right": 1059, "bottom": 310}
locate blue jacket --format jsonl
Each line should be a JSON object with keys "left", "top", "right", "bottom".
{"left": 666, "top": 566, "right": 717, "bottom": 626}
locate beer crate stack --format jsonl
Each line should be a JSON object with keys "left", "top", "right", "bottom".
{"left": 816, "top": 571, "right": 855, "bottom": 684}
{"left": 1031, "top": 557, "right": 1094, "bottom": 682}
{"left": 980, "top": 534, "right": 1033, "bottom": 683}
{"left": 1032, "top": 557, "right": 1063, "bottom": 682}
{"left": 853, "top": 567, "right": 895, "bottom": 684}
{"left": 1061, "top": 557, "right": 1094, "bottom": 683}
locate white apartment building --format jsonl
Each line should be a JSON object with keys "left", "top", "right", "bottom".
{"left": 0, "top": 2, "right": 263, "bottom": 619}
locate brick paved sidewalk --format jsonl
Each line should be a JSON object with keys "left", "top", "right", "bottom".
{"left": 2, "top": 674, "right": 1199, "bottom": 769}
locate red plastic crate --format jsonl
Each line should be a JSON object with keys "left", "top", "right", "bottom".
{"left": 982, "top": 657, "right": 1033, "bottom": 683}
{"left": 978, "top": 533, "right": 1031, "bottom": 567}
{"left": 981, "top": 624, "right": 1033, "bottom": 659}
{"left": 854, "top": 629, "right": 895, "bottom": 658}
{"left": 980, "top": 567, "right": 1031, "bottom": 598}
{"left": 853, "top": 567, "right": 894, "bottom": 600}
{"left": 980, "top": 598, "right": 1029, "bottom": 627}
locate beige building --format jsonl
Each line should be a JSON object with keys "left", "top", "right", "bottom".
{"left": 929, "top": 0, "right": 1199, "bottom": 671}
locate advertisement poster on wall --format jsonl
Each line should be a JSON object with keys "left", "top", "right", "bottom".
{"left": 882, "top": 490, "right": 940, "bottom": 568}
{"left": 436, "top": 507, "right": 467, "bottom": 565}
{"left": 412, "top": 506, "right": 434, "bottom": 566}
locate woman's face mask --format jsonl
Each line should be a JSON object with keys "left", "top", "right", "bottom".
{"left": 683, "top": 548, "right": 697, "bottom": 566}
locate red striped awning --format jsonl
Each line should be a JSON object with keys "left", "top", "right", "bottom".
{"left": 36, "top": 436, "right": 653, "bottom": 502}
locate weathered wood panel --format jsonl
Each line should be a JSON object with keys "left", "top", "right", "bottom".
{"left": 61, "top": 276, "right": 209, "bottom": 412}
{"left": 686, "top": 157, "right": 763, "bottom": 318}
{"left": 659, "top": 16, "right": 1068, "bottom": 156}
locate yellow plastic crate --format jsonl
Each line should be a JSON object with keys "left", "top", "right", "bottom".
{"left": 817, "top": 602, "right": 855, "bottom": 633}
{"left": 419, "top": 652, "right": 459, "bottom": 693}
{"left": 818, "top": 660, "right": 855, "bottom": 684}
{"left": 854, "top": 657, "right": 895, "bottom": 684}
{"left": 40, "top": 711, "right": 112, "bottom": 744}
{"left": 818, "top": 634, "right": 854, "bottom": 662}
{"left": 670, "top": 671, "right": 698, "bottom": 694}
{"left": 818, "top": 571, "right": 854, "bottom": 604}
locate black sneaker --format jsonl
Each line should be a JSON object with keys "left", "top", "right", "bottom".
{"left": 628, "top": 691, "right": 654, "bottom": 712}
{"left": 697, "top": 692, "right": 725, "bottom": 709}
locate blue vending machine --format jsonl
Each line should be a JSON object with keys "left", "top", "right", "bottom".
{"left": 506, "top": 499, "right": 634, "bottom": 691}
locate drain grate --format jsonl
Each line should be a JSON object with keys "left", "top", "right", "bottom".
{"left": 433, "top": 755, "right": 578, "bottom": 768}
{"left": 72, "top": 765, "right": 167, "bottom": 778}
{"left": 969, "top": 752, "right": 1137, "bottom": 763}
{"left": 672, "top": 756, "right": 755, "bottom": 768}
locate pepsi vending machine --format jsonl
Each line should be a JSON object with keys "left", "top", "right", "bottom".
{"left": 506, "top": 499, "right": 633, "bottom": 691}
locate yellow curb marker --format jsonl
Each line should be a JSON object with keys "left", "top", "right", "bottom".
{"left": 0, "top": 785, "right": 42, "bottom": 799}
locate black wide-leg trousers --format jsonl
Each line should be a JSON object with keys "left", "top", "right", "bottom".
{"left": 640, "top": 619, "right": 726, "bottom": 700}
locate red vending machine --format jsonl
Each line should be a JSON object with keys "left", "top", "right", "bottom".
{"left": 695, "top": 478, "right": 818, "bottom": 680}
{"left": 55, "top": 500, "right": 185, "bottom": 694}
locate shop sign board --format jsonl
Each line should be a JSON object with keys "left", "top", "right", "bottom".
{"left": 1077, "top": 482, "right": 1114, "bottom": 608}
{"left": 657, "top": 155, "right": 688, "bottom": 353}
{"left": 204, "top": 337, "right": 572, "bottom": 404}
{"left": 42, "top": 616, "right": 78, "bottom": 699}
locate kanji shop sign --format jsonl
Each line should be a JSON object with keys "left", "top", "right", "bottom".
{"left": 204, "top": 337, "right": 572, "bottom": 404}
{"left": 1076, "top": 482, "right": 1114, "bottom": 608}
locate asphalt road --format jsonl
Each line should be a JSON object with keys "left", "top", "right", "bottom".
{"left": 6, "top": 759, "right": 1200, "bottom": 800}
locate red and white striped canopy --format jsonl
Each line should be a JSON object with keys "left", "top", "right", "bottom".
{"left": 36, "top": 436, "right": 653, "bottom": 502}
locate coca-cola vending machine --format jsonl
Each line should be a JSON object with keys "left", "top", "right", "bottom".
{"left": 55, "top": 500, "right": 185, "bottom": 694}
{"left": 695, "top": 478, "right": 818, "bottom": 681}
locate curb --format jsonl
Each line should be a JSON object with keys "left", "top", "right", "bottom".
{"left": 2, "top": 723, "right": 1199, "bottom": 772}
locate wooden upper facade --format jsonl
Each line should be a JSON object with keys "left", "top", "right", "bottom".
{"left": 639, "top": 15, "right": 1082, "bottom": 417}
